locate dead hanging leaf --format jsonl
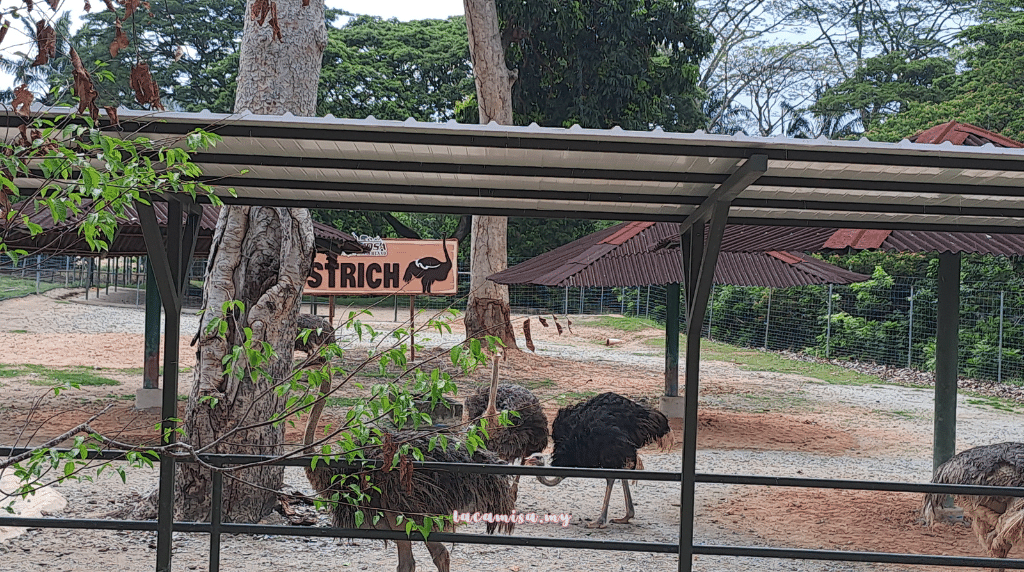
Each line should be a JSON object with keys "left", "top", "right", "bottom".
{"left": 538, "top": 316, "right": 548, "bottom": 327}
{"left": 566, "top": 318, "right": 573, "bottom": 334}
{"left": 47, "top": 0, "right": 58, "bottom": 9}
{"left": 23, "top": 0, "right": 33, "bottom": 11}
{"left": 12, "top": 84, "right": 33, "bottom": 116}
{"left": 251, "top": 0, "right": 283, "bottom": 41}
{"left": 380, "top": 432, "right": 397, "bottom": 471}
{"left": 109, "top": 19, "right": 129, "bottom": 57}
{"left": 172, "top": 45, "right": 183, "bottom": 61}
{"left": 399, "top": 455, "right": 414, "bottom": 494}
{"left": 84, "top": 0, "right": 91, "bottom": 11}
{"left": 553, "top": 316, "right": 563, "bottom": 335}
{"left": 103, "top": 0, "right": 117, "bottom": 12}
{"left": 129, "top": 62, "right": 165, "bottom": 110}
{"left": 69, "top": 48, "right": 100, "bottom": 121}
{"left": 523, "top": 319, "right": 535, "bottom": 352}
{"left": 15, "top": 124, "right": 42, "bottom": 148}
{"left": 123, "top": 0, "right": 140, "bottom": 18}
{"left": 0, "top": 21, "right": 10, "bottom": 49}
{"left": 31, "top": 20, "right": 56, "bottom": 67}
{"left": 302, "top": 0, "right": 309, "bottom": 5}
{"left": 103, "top": 106, "right": 119, "bottom": 127}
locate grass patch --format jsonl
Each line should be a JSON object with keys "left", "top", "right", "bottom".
{"left": 642, "top": 333, "right": 879, "bottom": 386}
{"left": 555, "top": 390, "right": 598, "bottom": 406}
{"left": 966, "top": 395, "right": 1022, "bottom": 413}
{"left": 104, "top": 393, "right": 136, "bottom": 401}
{"left": 0, "top": 276, "right": 64, "bottom": 301}
{"left": 520, "top": 378, "right": 557, "bottom": 390}
{"left": 0, "top": 365, "right": 21, "bottom": 378}
{"left": 16, "top": 364, "right": 121, "bottom": 387}
{"left": 577, "top": 315, "right": 662, "bottom": 332}
{"left": 7, "top": 329, "right": 28, "bottom": 334}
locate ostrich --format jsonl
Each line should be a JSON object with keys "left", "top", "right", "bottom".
{"left": 463, "top": 356, "right": 549, "bottom": 498}
{"left": 923, "top": 442, "right": 1024, "bottom": 569}
{"left": 527, "top": 392, "right": 670, "bottom": 528}
{"left": 301, "top": 354, "right": 516, "bottom": 571}
{"left": 403, "top": 237, "right": 452, "bottom": 294}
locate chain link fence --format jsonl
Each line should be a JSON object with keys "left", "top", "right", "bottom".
{"left": 7, "top": 253, "right": 1024, "bottom": 384}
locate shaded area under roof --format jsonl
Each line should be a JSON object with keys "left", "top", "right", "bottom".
{"left": 488, "top": 221, "right": 869, "bottom": 288}
{"left": 2, "top": 201, "right": 367, "bottom": 257}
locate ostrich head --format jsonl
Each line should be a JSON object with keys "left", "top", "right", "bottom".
{"left": 525, "top": 453, "right": 565, "bottom": 486}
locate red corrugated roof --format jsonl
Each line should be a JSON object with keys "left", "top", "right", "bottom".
{"left": 489, "top": 222, "right": 869, "bottom": 288}
{"left": 823, "top": 229, "right": 892, "bottom": 250}
{"left": 909, "top": 121, "right": 1024, "bottom": 148}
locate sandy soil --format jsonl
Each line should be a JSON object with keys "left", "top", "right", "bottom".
{"left": 2, "top": 288, "right": 1023, "bottom": 571}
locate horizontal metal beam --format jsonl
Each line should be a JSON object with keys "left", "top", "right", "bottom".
{"left": 682, "top": 154, "right": 767, "bottom": 230}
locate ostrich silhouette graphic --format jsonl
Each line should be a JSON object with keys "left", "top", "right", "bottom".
{"left": 402, "top": 237, "right": 453, "bottom": 294}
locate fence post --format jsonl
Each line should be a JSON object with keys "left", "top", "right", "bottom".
{"left": 64, "top": 256, "right": 70, "bottom": 287}
{"left": 580, "top": 286, "right": 584, "bottom": 314}
{"left": 764, "top": 288, "right": 772, "bottom": 349}
{"left": 999, "top": 290, "right": 1005, "bottom": 383}
{"left": 908, "top": 285, "right": 914, "bottom": 369}
{"left": 646, "top": 285, "right": 651, "bottom": 320}
{"left": 600, "top": 287, "right": 604, "bottom": 314}
{"left": 565, "top": 287, "right": 570, "bottom": 315}
{"left": 707, "top": 284, "right": 715, "bottom": 339}
{"left": 826, "top": 284, "right": 833, "bottom": 359}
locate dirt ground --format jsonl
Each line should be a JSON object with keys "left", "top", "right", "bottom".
{"left": 1, "top": 289, "right": 1022, "bottom": 570}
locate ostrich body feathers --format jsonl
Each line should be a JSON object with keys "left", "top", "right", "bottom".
{"left": 550, "top": 392, "right": 670, "bottom": 469}
{"left": 306, "top": 430, "right": 515, "bottom": 535}
{"left": 464, "top": 383, "right": 549, "bottom": 463}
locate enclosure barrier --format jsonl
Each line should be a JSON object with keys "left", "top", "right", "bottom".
{"left": 2, "top": 447, "right": 1024, "bottom": 570}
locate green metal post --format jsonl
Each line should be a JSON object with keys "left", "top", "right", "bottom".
{"left": 933, "top": 251, "right": 960, "bottom": 474}
{"left": 665, "top": 283, "right": 680, "bottom": 397}
{"left": 144, "top": 261, "right": 160, "bottom": 389}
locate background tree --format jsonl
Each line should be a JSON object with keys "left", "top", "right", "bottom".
{"left": 500, "top": 0, "right": 712, "bottom": 131}
{"left": 67, "top": 0, "right": 245, "bottom": 111}
{"left": 319, "top": 15, "right": 474, "bottom": 120}
{"left": 866, "top": 0, "right": 1024, "bottom": 141}
{"left": 169, "top": 0, "right": 326, "bottom": 522}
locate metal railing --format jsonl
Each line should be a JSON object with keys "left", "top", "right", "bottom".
{"left": 2, "top": 447, "right": 1024, "bottom": 570}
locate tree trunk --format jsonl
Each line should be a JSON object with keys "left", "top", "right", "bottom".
{"left": 463, "top": 0, "right": 518, "bottom": 349}
{"left": 171, "top": 0, "right": 325, "bottom": 523}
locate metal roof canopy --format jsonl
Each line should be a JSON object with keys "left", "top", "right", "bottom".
{"left": 8, "top": 107, "right": 1024, "bottom": 572}
{"left": 9, "top": 107, "right": 1024, "bottom": 232}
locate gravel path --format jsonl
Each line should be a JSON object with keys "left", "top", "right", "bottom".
{"left": 3, "top": 290, "right": 1024, "bottom": 571}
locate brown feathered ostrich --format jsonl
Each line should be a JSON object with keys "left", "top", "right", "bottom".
{"left": 526, "top": 392, "right": 670, "bottom": 528}
{"left": 923, "top": 442, "right": 1024, "bottom": 569}
{"left": 301, "top": 344, "right": 516, "bottom": 571}
{"left": 463, "top": 356, "right": 549, "bottom": 499}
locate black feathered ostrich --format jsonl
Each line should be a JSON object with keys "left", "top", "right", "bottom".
{"left": 464, "top": 355, "right": 549, "bottom": 499}
{"left": 526, "top": 392, "right": 670, "bottom": 528}
{"left": 403, "top": 237, "right": 452, "bottom": 294}
{"left": 301, "top": 348, "right": 515, "bottom": 571}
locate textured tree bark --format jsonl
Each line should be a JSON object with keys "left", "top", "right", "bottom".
{"left": 170, "top": 0, "right": 325, "bottom": 523}
{"left": 463, "top": 0, "right": 518, "bottom": 348}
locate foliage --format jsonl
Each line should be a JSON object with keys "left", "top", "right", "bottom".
{"left": 67, "top": 0, "right": 246, "bottom": 112}
{"left": 497, "top": 0, "right": 713, "bottom": 131}
{"left": 319, "top": 15, "right": 474, "bottom": 120}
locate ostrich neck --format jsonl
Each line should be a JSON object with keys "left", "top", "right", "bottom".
{"left": 303, "top": 365, "right": 332, "bottom": 453}
{"left": 484, "top": 355, "right": 499, "bottom": 426}
{"left": 536, "top": 475, "right": 565, "bottom": 486}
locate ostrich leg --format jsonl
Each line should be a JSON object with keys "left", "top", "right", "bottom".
{"left": 611, "top": 478, "right": 635, "bottom": 524}
{"left": 426, "top": 541, "right": 452, "bottom": 572}
{"left": 396, "top": 539, "right": 416, "bottom": 572}
{"left": 586, "top": 478, "right": 616, "bottom": 529}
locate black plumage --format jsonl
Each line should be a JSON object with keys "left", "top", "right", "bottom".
{"left": 535, "top": 392, "right": 670, "bottom": 528}
{"left": 464, "top": 383, "right": 549, "bottom": 464}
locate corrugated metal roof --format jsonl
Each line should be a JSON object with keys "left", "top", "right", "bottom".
{"left": 488, "top": 222, "right": 869, "bottom": 288}
{"left": 823, "top": 229, "right": 892, "bottom": 250}
{"left": 910, "top": 121, "right": 1024, "bottom": 148}
{"left": 9, "top": 107, "right": 1024, "bottom": 233}
{"left": 2, "top": 202, "right": 366, "bottom": 257}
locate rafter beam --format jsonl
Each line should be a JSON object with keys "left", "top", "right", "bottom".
{"left": 680, "top": 154, "right": 768, "bottom": 232}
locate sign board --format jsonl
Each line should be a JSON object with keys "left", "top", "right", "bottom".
{"left": 306, "top": 237, "right": 458, "bottom": 296}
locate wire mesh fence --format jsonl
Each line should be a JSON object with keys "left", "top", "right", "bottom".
{"left": 6, "top": 252, "right": 1024, "bottom": 384}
